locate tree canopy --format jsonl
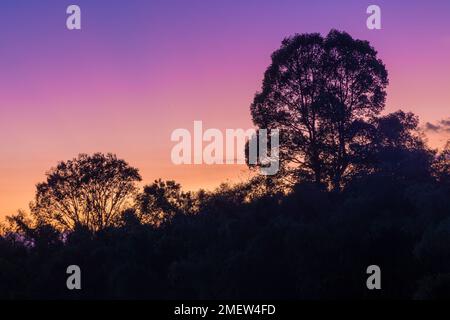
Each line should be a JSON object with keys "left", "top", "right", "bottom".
{"left": 250, "top": 30, "right": 388, "bottom": 190}
{"left": 30, "top": 153, "right": 141, "bottom": 232}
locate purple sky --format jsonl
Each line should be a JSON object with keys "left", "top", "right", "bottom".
{"left": 1, "top": 0, "right": 449, "bottom": 216}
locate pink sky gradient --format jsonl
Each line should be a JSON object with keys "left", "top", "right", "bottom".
{"left": 1, "top": 0, "right": 449, "bottom": 217}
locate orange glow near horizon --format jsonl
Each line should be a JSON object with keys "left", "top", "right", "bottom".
{"left": 1, "top": 1, "right": 450, "bottom": 219}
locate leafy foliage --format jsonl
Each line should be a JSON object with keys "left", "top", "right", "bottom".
{"left": 30, "top": 153, "right": 141, "bottom": 232}
{"left": 250, "top": 30, "right": 388, "bottom": 190}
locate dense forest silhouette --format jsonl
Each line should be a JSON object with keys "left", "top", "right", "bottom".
{"left": 1, "top": 30, "right": 450, "bottom": 299}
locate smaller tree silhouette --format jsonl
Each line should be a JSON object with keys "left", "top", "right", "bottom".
{"left": 352, "top": 111, "right": 432, "bottom": 181}
{"left": 31, "top": 153, "right": 141, "bottom": 232}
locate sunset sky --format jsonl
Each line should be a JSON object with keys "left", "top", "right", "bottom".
{"left": 1, "top": 0, "right": 449, "bottom": 217}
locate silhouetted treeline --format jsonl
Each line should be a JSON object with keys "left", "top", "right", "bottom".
{"left": 1, "top": 30, "right": 450, "bottom": 299}
{"left": 1, "top": 139, "right": 450, "bottom": 299}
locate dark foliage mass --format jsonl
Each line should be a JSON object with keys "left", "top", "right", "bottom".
{"left": 1, "top": 30, "right": 450, "bottom": 299}
{"left": 1, "top": 149, "right": 450, "bottom": 299}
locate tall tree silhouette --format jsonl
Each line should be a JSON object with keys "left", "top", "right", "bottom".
{"left": 31, "top": 153, "right": 141, "bottom": 232}
{"left": 250, "top": 30, "right": 388, "bottom": 190}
